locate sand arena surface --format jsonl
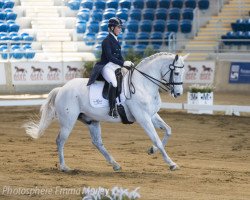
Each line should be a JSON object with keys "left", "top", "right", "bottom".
{"left": 0, "top": 101, "right": 249, "bottom": 200}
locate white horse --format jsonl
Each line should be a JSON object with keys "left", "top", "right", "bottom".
{"left": 24, "top": 52, "right": 189, "bottom": 172}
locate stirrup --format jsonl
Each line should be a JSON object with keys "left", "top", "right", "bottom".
{"left": 109, "top": 108, "right": 118, "bottom": 118}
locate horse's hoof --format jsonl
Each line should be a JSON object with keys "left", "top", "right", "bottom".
{"left": 113, "top": 165, "right": 122, "bottom": 172}
{"left": 60, "top": 165, "right": 73, "bottom": 173}
{"left": 147, "top": 146, "right": 157, "bottom": 155}
{"left": 170, "top": 164, "right": 180, "bottom": 171}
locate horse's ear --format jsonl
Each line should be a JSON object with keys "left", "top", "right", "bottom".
{"left": 175, "top": 54, "right": 179, "bottom": 61}
{"left": 182, "top": 53, "right": 190, "bottom": 60}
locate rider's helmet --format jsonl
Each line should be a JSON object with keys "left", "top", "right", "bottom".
{"left": 108, "top": 17, "right": 123, "bottom": 29}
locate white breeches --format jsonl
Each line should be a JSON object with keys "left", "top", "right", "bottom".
{"left": 101, "top": 62, "right": 120, "bottom": 87}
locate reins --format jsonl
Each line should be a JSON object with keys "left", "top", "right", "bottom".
{"left": 125, "top": 57, "right": 184, "bottom": 99}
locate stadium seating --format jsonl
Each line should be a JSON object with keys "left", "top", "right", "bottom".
{"left": 76, "top": 21, "right": 86, "bottom": 33}
{"left": 116, "top": 8, "right": 129, "bottom": 21}
{"left": 167, "top": 19, "right": 179, "bottom": 32}
{"left": 130, "top": 9, "right": 142, "bottom": 21}
{"left": 96, "top": 31, "right": 109, "bottom": 44}
{"left": 150, "top": 32, "right": 163, "bottom": 45}
{"left": 153, "top": 20, "right": 166, "bottom": 32}
{"left": 80, "top": 0, "right": 93, "bottom": 9}
{"left": 159, "top": 0, "right": 171, "bottom": 9}
{"left": 185, "top": 0, "right": 196, "bottom": 9}
{"left": 103, "top": 8, "right": 116, "bottom": 20}
{"left": 94, "top": 0, "right": 106, "bottom": 10}
{"left": 124, "top": 32, "right": 136, "bottom": 45}
{"left": 83, "top": 32, "right": 96, "bottom": 46}
{"left": 126, "top": 20, "right": 139, "bottom": 33}
{"left": 119, "top": 0, "right": 131, "bottom": 9}
{"left": 169, "top": 8, "right": 181, "bottom": 20}
{"left": 68, "top": 0, "right": 80, "bottom": 10}
{"left": 100, "top": 20, "right": 109, "bottom": 32}
{"left": 92, "top": 9, "right": 103, "bottom": 22}
{"left": 133, "top": 0, "right": 144, "bottom": 9}
{"left": 172, "top": 0, "right": 183, "bottom": 9}
{"left": 140, "top": 20, "right": 153, "bottom": 32}
{"left": 155, "top": 8, "right": 168, "bottom": 20}
{"left": 142, "top": 8, "right": 155, "bottom": 21}
{"left": 182, "top": 8, "right": 194, "bottom": 20}
{"left": 106, "top": 0, "right": 119, "bottom": 9}
{"left": 77, "top": 9, "right": 90, "bottom": 22}
{"left": 180, "top": 19, "right": 192, "bottom": 33}
{"left": 146, "top": 0, "right": 157, "bottom": 9}
{"left": 137, "top": 32, "right": 150, "bottom": 45}
{"left": 198, "top": 0, "right": 209, "bottom": 10}
{"left": 87, "top": 20, "right": 99, "bottom": 33}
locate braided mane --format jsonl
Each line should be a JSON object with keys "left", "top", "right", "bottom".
{"left": 136, "top": 52, "right": 174, "bottom": 68}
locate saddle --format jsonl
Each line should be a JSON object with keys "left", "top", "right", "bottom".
{"left": 90, "top": 68, "right": 133, "bottom": 124}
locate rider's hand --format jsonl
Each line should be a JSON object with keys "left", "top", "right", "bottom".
{"left": 123, "top": 61, "right": 134, "bottom": 69}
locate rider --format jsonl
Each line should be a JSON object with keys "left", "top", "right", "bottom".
{"left": 87, "top": 17, "right": 134, "bottom": 118}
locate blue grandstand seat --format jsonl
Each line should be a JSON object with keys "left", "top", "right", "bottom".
{"left": 182, "top": 8, "right": 194, "bottom": 20}
{"left": 0, "top": 1, "right": 4, "bottom": 9}
{"left": 146, "top": 0, "right": 157, "bottom": 9}
{"left": 155, "top": 8, "right": 168, "bottom": 20}
{"left": 83, "top": 32, "right": 96, "bottom": 46}
{"left": 0, "top": 33, "right": 10, "bottom": 40}
{"left": 87, "top": 20, "right": 99, "bottom": 33}
{"left": 119, "top": 0, "right": 131, "bottom": 9}
{"left": 24, "top": 48, "right": 35, "bottom": 59}
{"left": 124, "top": 32, "right": 136, "bottom": 45}
{"left": 96, "top": 31, "right": 109, "bottom": 44}
{"left": 76, "top": 21, "right": 86, "bottom": 33}
{"left": 169, "top": 8, "right": 181, "bottom": 20}
{"left": 231, "top": 19, "right": 250, "bottom": 32}
{"left": 116, "top": 8, "right": 129, "bottom": 21}
{"left": 4, "top": 8, "right": 12, "bottom": 13}
{"left": 198, "top": 0, "right": 209, "bottom": 10}
{"left": 172, "top": 0, "right": 183, "bottom": 8}
{"left": 135, "top": 44, "right": 147, "bottom": 55}
{"left": 235, "top": 31, "right": 245, "bottom": 45}
{"left": 8, "top": 21, "right": 19, "bottom": 32}
{"left": 167, "top": 19, "right": 179, "bottom": 32}
{"left": 142, "top": 9, "right": 155, "bottom": 21}
{"left": 100, "top": 20, "right": 108, "bottom": 31}
{"left": 11, "top": 35, "right": 22, "bottom": 44}
{"left": 137, "top": 32, "right": 150, "bottom": 45}
{"left": 244, "top": 31, "right": 250, "bottom": 45}
{"left": 80, "top": 0, "right": 93, "bottom": 10}
{"left": 140, "top": 20, "right": 153, "bottom": 32}
{"left": 126, "top": 20, "right": 139, "bottom": 33}
{"left": 0, "top": 44, "right": 8, "bottom": 59}
{"left": 159, "top": 0, "right": 170, "bottom": 9}
{"left": 185, "top": 0, "right": 196, "bottom": 9}
{"left": 68, "top": 0, "right": 80, "bottom": 10}
{"left": 103, "top": 8, "right": 116, "bottom": 20}
{"left": 94, "top": 0, "right": 106, "bottom": 10}
{"left": 11, "top": 45, "right": 23, "bottom": 59}
{"left": 92, "top": 9, "right": 103, "bottom": 22}
{"left": 0, "top": 11, "right": 6, "bottom": 20}
{"left": 121, "top": 44, "right": 133, "bottom": 56}
{"left": 0, "top": 22, "right": 8, "bottom": 32}
{"left": 153, "top": 20, "right": 166, "bottom": 32}
{"left": 3, "top": 0, "right": 15, "bottom": 9}
{"left": 22, "top": 35, "right": 34, "bottom": 44}
{"left": 77, "top": 9, "right": 90, "bottom": 21}
{"left": 133, "top": 0, "right": 144, "bottom": 9}
{"left": 6, "top": 12, "right": 16, "bottom": 20}
{"left": 180, "top": 19, "right": 192, "bottom": 33}
{"left": 150, "top": 32, "right": 163, "bottom": 45}
{"left": 221, "top": 31, "right": 236, "bottom": 45}
{"left": 106, "top": 0, "right": 118, "bottom": 9}
{"left": 130, "top": 9, "right": 142, "bottom": 21}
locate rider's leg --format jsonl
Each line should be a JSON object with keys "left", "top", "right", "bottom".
{"left": 102, "top": 62, "right": 120, "bottom": 118}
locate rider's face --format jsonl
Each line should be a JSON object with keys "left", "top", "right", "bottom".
{"left": 114, "top": 26, "right": 122, "bottom": 35}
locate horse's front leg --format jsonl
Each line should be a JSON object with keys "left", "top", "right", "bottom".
{"left": 148, "top": 113, "right": 171, "bottom": 155}
{"left": 137, "top": 114, "right": 179, "bottom": 171}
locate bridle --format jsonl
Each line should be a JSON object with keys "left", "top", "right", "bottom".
{"left": 125, "top": 55, "right": 184, "bottom": 99}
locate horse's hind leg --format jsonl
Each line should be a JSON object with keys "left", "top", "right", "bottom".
{"left": 148, "top": 113, "right": 171, "bottom": 155}
{"left": 56, "top": 116, "right": 78, "bottom": 172}
{"left": 80, "top": 118, "right": 121, "bottom": 171}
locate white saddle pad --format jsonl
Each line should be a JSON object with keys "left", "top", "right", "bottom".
{"left": 89, "top": 81, "right": 126, "bottom": 108}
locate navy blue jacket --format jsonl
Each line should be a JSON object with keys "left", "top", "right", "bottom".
{"left": 87, "top": 33, "right": 124, "bottom": 86}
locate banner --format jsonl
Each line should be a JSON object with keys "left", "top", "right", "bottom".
{"left": 0, "top": 64, "right": 6, "bottom": 85}
{"left": 184, "top": 61, "right": 215, "bottom": 84}
{"left": 229, "top": 62, "right": 250, "bottom": 84}
{"left": 11, "top": 62, "right": 84, "bottom": 85}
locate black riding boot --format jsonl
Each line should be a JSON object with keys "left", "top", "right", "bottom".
{"left": 108, "top": 83, "right": 118, "bottom": 118}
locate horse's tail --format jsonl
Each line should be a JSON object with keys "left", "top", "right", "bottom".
{"left": 24, "top": 87, "right": 61, "bottom": 139}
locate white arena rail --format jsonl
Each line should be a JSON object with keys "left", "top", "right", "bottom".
{"left": 1, "top": 99, "right": 250, "bottom": 116}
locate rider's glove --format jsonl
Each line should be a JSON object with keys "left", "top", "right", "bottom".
{"left": 123, "top": 61, "right": 134, "bottom": 70}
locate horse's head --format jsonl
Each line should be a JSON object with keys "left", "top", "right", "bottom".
{"left": 162, "top": 53, "right": 189, "bottom": 98}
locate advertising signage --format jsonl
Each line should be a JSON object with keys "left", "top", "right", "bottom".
{"left": 229, "top": 62, "right": 250, "bottom": 84}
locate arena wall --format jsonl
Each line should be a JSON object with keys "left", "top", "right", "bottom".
{"left": 0, "top": 60, "right": 250, "bottom": 95}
